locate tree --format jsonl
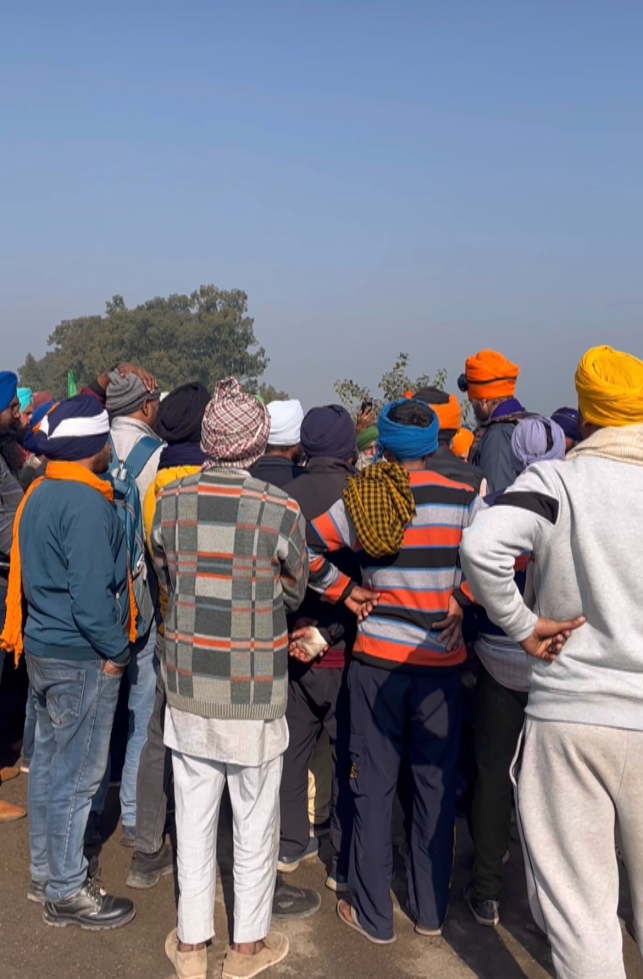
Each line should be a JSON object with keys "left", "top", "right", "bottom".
{"left": 255, "top": 382, "right": 290, "bottom": 403}
{"left": 334, "top": 352, "right": 474, "bottom": 427}
{"left": 19, "top": 285, "right": 281, "bottom": 399}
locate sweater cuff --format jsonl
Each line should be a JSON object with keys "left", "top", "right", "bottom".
{"left": 453, "top": 584, "right": 475, "bottom": 608}
{"left": 505, "top": 609, "right": 539, "bottom": 645}
{"left": 339, "top": 579, "right": 356, "bottom": 604}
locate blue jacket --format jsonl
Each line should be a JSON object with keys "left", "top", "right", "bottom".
{"left": 20, "top": 481, "right": 130, "bottom": 663}
{"left": 472, "top": 398, "right": 526, "bottom": 495}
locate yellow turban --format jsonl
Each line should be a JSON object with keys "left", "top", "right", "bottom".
{"left": 575, "top": 345, "right": 643, "bottom": 428}
{"left": 465, "top": 350, "right": 520, "bottom": 401}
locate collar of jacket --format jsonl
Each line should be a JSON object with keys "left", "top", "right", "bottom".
{"left": 490, "top": 398, "right": 525, "bottom": 420}
{"left": 110, "top": 416, "right": 158, "bottom": 439}
{"left": 566, "top": 423, "right": 643, "bottom": 467}
{"left": 305, "top": 456, "right": 357, "bottom": 475}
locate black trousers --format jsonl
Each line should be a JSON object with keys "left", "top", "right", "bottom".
{"left": 471, "top": 663, "right": 528, "bottom": 901}
{"left": 349, "top": 661, "right": 462, "bottom": 940}
{"left": 134, "top": 669, "right": 173, "bottom": 854}
{"left": 279, "top": 662, "right": 353, "bottom": 874}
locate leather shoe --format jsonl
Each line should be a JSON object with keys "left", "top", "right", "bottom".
{"left": 44, "top": 877, "right": 135, "bottom": 931}
{"left": 0, "top": 799, "right": 26, "bottom": 822}
{"left": 0, "top": 766, "right": 20, "bottom": 783}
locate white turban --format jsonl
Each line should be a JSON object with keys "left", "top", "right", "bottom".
{"left": 267, "top": 399, "right": 304, "bottom": 446}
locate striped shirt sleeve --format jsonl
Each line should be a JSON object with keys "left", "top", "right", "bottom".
{"left": 307, "top": 498, "right": 358, "bottom": 603}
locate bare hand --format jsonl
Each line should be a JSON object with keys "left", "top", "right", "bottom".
{"left": 433, "top": 595, "right": 464, "bottom": 651}
{"left": 520, "top": 616, "right": 586, "bottom": 662}
{"left": 345, "top": 585, "right": 381, "bottom": 622}
{"left": 116, "top": 363, "right": 158, "bottom": 393}
{"left": 355, "top": 408, "right": 376, "bottom": 434}
{"left": 289, "top": 627, "right": 328, "bottom": 663}
{"left": 103, "top": 660, "right": 127, "bottom": 677}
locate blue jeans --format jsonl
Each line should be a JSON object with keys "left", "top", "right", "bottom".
{"left": 93, "top": 625, "right": 158, "bottom": 827}
{"left": 26, "top": 653, "right": 122, "bottom": 902}
{"left": 22, "top": 684, "right": 37, "bottom": 764}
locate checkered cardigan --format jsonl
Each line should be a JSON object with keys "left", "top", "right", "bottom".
{"left": 151, "top": 468, "right": 308, "bottom": 719}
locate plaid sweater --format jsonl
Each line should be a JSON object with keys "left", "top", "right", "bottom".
{"left": 151, "top": 468, "right": 308, "bottom": 719}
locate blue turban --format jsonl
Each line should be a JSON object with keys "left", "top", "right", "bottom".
{"left": 377, "top": 398, "right": 439, "bottom": 460}
{"left": 0, "top": 372, "right": 18, "bottom": 413}
{"left": 301, "top": 405, "right": 357, "bottom": 460}
{"left": 551, "top": 406, "right": 580, "bottom": 443}
{"left": 17, "top": 387, "right": 34, "bottom": 413}
{"left": 35, "top": 395, "right": 110, "bottom": 461}
{"left": 23, "top": 401, "right": 56, "bottom": 454}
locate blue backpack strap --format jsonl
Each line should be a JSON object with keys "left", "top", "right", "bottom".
{"left": 125, "top": 436, "right": 163, "bottom": 479}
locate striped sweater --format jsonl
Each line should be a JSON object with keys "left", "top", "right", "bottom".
{"left": 308, "top": 468, "right": 481, "bottom": 671}
{"left": 151, "top": 468, "right": 309, "bottom": 719}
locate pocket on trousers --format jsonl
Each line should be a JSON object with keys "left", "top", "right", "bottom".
{"left": 37, "top": 666, "right": 86, "bottom": 728}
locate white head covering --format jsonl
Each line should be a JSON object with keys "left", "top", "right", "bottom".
{"left": 267, "top": 399, "right": 304, "bottom": 446}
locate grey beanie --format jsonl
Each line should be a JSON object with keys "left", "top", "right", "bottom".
{"left": 105, "top": 370, "right": 160, "bottom": 418}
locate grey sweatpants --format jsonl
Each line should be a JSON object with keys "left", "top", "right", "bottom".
{"left": 514, "top": 718, "right": 643, "bottom": 979}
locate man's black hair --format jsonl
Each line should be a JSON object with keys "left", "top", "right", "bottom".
{"left": 413, "top": 386, "right": 450, "bottom": 406}
{"left": 388, "top": 401, "right": 435, "bottom": 428}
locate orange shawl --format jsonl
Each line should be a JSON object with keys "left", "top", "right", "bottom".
{"left": 0, "top": 461, "right": 137, "bottom": 665}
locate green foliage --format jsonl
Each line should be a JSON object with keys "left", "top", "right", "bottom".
{"left": 19, "top": 285, "right": 277, "bottom": 399}
{"left": 334, "top": 352, "right": 455, "bottom": 417}
{"left": 255, "top": 382, "right": 290, "bottom": 403}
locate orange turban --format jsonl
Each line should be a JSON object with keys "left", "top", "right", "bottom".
{"left": 575, "top": 345, "right": 643, "bottom": 428}
{"left": 464, "top": 350, "right": 519, "bottom": 401}
{"left": 432, "top": 394, "right": 461, "bottom": 432}
{"left": 451, "top": 428, "right": 474, "bottom": 459}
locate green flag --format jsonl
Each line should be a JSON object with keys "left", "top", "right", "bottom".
{"left": 67, "top": 370, "right": 78, "bottom": 398}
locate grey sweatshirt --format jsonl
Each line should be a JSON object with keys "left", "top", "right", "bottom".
{"left": 460, "top": 453, "right": 643, "bottom": 731}
{"left": 110, "top": 416, "right": 164, "bottom": 500}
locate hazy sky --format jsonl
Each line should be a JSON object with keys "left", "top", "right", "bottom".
{"left": 2, "top": 0, "right": 642, "bottom": 412}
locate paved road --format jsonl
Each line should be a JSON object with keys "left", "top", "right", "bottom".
{"left": 1, "top": 772, "right": 641, "bottom": 979}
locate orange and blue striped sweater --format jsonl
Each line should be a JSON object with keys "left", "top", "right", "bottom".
{"left": 307, "top": 468, "right": 481, "bottom": 672}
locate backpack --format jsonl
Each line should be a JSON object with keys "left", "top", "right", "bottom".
{"left": 108, "top": 435, "right": 162, "bottom": 640}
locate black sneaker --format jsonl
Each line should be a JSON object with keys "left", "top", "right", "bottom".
{"left": 126, "top": 843, "right": 175, "bottom": 890}
{"left": 28, "top": 881, "right": 47, "bottom": 905}
{"left": 84, "top": 812, "right": 102, "bottom": 847}
{"left": 277, "top": 837, "right": 319, "bottom": 873}
{"left": 120, "top": 825, "right": 136, "bottom": 848}
{"left": 465, "top": 886, "right": 500, "bottom": 927}
{"left": 43, "top": 877, "right": 136, "bottom": 931}
{"left": 272, "top": 873, "right": 321, "bottom": 920}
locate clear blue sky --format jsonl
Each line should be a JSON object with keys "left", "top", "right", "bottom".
{"left": 2, "top": 0, "right": 642, "bottom": 411}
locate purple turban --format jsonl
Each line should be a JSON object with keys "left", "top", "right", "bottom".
{"left": 300, "top": 405, "right": 357, "bottom": 460}
{"left": 510, "top": 417, "right": 566, "bottom": 472}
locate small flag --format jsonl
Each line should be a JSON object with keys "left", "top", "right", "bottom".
{"left": 67, "top": 370, "right": 78, "bottom": 398}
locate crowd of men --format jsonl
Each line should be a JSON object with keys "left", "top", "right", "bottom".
{"left": 0, "top": 344, "right": 641, "bottom": 979}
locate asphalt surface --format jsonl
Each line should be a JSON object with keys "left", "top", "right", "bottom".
{"left": 1, "top": 769, "right": 642, "bottom": 979}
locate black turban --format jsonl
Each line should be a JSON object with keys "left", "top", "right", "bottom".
{"left": 156, "top": 382, "right": 211, "bottom": 444}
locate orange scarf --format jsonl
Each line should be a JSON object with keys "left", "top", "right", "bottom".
{"left": 0, "top": 460, "right": 137, "bottom": 665}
